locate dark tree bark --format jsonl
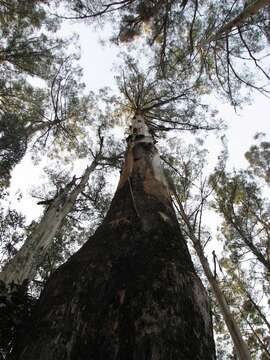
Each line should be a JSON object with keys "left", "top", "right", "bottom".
{"left": 12, "top": 115, "right": 215, "bottom": 360}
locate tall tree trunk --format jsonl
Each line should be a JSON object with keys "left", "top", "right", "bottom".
{"left": 192, "top": 244, "right": 251, "bottom": 360}
{"left": 11, "top": 114, "right": 215, "bottom": 360}
{"left": 0, "top": 161, "right": 97, "bottom": 285}
{"left": 209, "top": 0, "right": 270, "bottom": 42}
{"left": 173, "top": 195, "right": 252, "bottom": 360}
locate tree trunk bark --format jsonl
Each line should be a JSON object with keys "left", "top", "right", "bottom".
{"left": 11, "top": 115, "right": 215, "bottom": 360}
{"left": 0, "top": 162, "right": 97, "bottom": 285}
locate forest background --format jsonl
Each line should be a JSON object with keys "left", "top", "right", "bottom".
{"left": 0, "top": 1, "right": 270, "bottom": 359}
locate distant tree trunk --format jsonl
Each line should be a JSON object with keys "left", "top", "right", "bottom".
{"left": 209, "top": 0, "right": 270, "bottom": 42}
{"left": 0, "top": 161, "right": 97, "bottom": 285}
{"left": 234, "top": 274, "right": 270, "bottom": 333}
{"left": 193, "top": 244, "right": 251, "bottom": 360}
{"left": 173, "top": 196, "right": 252, "bottom": 360}
{"left": 230, "top": 219, "right": 270, "bottom": 272}
{"left": 11, "top": 114, "right": 215, "bottom": 360}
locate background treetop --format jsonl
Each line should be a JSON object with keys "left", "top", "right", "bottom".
{"left": 60, "top": 0, "right": 270, "bottom": 106}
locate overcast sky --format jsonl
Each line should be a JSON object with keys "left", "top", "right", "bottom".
{"left": 66, "top": 20, "right": 270, "bottom": 169}
{"left": 9, "top": 19, "right": 270, "bottom": 224}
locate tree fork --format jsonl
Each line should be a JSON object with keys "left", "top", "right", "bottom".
{"left": 11, "top": 114, "right": 215, "bottom": 360}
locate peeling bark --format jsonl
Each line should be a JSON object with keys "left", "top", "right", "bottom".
{"left": 0, "top": 162, "right": 97, "bottom": 285}
{"left": 11, "top": 115, "right": 215, "bottom": 360}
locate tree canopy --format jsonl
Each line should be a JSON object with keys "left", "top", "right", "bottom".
{"left": 0, "top": 1, "right": 269, "bottom": 359}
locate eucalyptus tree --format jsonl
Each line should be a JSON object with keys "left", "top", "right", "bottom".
{"left": 114, "top": 58, "right": 219, "bottom": 134}
{"left": 208, "top": 0, "right": 270, "bottom": 42}
{"left": 28, "top": 127, "right": 124, "bottom": 289}
{"left": 210, "top": 166, "right": 270, "bottom": 275}
{"left": 62, "top": 0, "right": 270, "bottom": 104}
{"left": 161, "top": 135, "right": 269, "bottom": 358}
{"left": 0, "top": 207, "right": 25, "bottom": 267}
{"left": 8, "top": 60, "right": 221, "bottom": 358}
{"left": 215, "top": 262, "right": 270, "bottom": 359}
{"left": 13, "top": 2, "right": 268, "bottom": 358}
{"left": 0, "top": 57, "right": 86, "bottom": 186}
{"left": 33, "top": 169, "right": 115, "bottom": 291}
{"left": 208, "top": 136, "right": 270, "bottom": 358}
{"left": 0, "top": 0, "right": 83, "bottom": 186}
{"left": 159, "top": 139, "right": 253, "bottom": 359}
{"left": 210, "top": 135, "right": 270, "bottom": 277}
{"left": 245, "top": 132, "right": 270, "bottom": 184}
{"left": 0, "top": 163, "right": 97, "bottom": 286}
{"left": 0, "top": 108, "right": 124, "bottom": 286}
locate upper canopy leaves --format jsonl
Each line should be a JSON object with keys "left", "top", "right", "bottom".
{"left": 62, "top": 0, "right": 270, "bottom": 105}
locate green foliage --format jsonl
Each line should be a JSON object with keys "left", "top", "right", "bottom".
{"left": 245, "top": 133, "right": 270, "bottom": 184}
{"left": 210, "top": 136, "right": 270, "bottom": 358}
{"left": 0, "top": 114, "right": 28, "bottom": 187}
{"left": 210, "top": 167, "right": 270, "bottom": 276}
{"left": 0, "top": 206, "right": 25, "bottom": 268}
{"left": 63, "top": 0, "right": 270, "bottom": 104}
{"left": 0, "top": 0, "right": 63, "bottom": 78}
{"left": 0, "top": 0, "right": 81, "bottom": 184}
{"left": 0, "top": 1, "right": 269, "bottom": 358}
{"left": 115, "top": 58, "right": 219, "bottom": 136}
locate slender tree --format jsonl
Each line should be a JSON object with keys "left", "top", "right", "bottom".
{"left": 210, "top": 169, "right": 270, "bottom": 273}
{"left": 160, "top": 141, "right": 252, "bottom": 359}
{"left": 0, "top": 57, "right": 87, "bottom": 186}
{"left": 172, "top": 190, "right": 251, "bottom": 360}
{"left": 0, "top": 161, "right": 97, "bottom": 285}
{"left": 208, "top": 136, "right": 270, "bottom": 358}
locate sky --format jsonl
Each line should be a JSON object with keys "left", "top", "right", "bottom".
{"left": 62, "top": 20, "right": 270, "bottom": 171}
{"left": 8, "top": 18, "right": 270, "bottom": 226}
